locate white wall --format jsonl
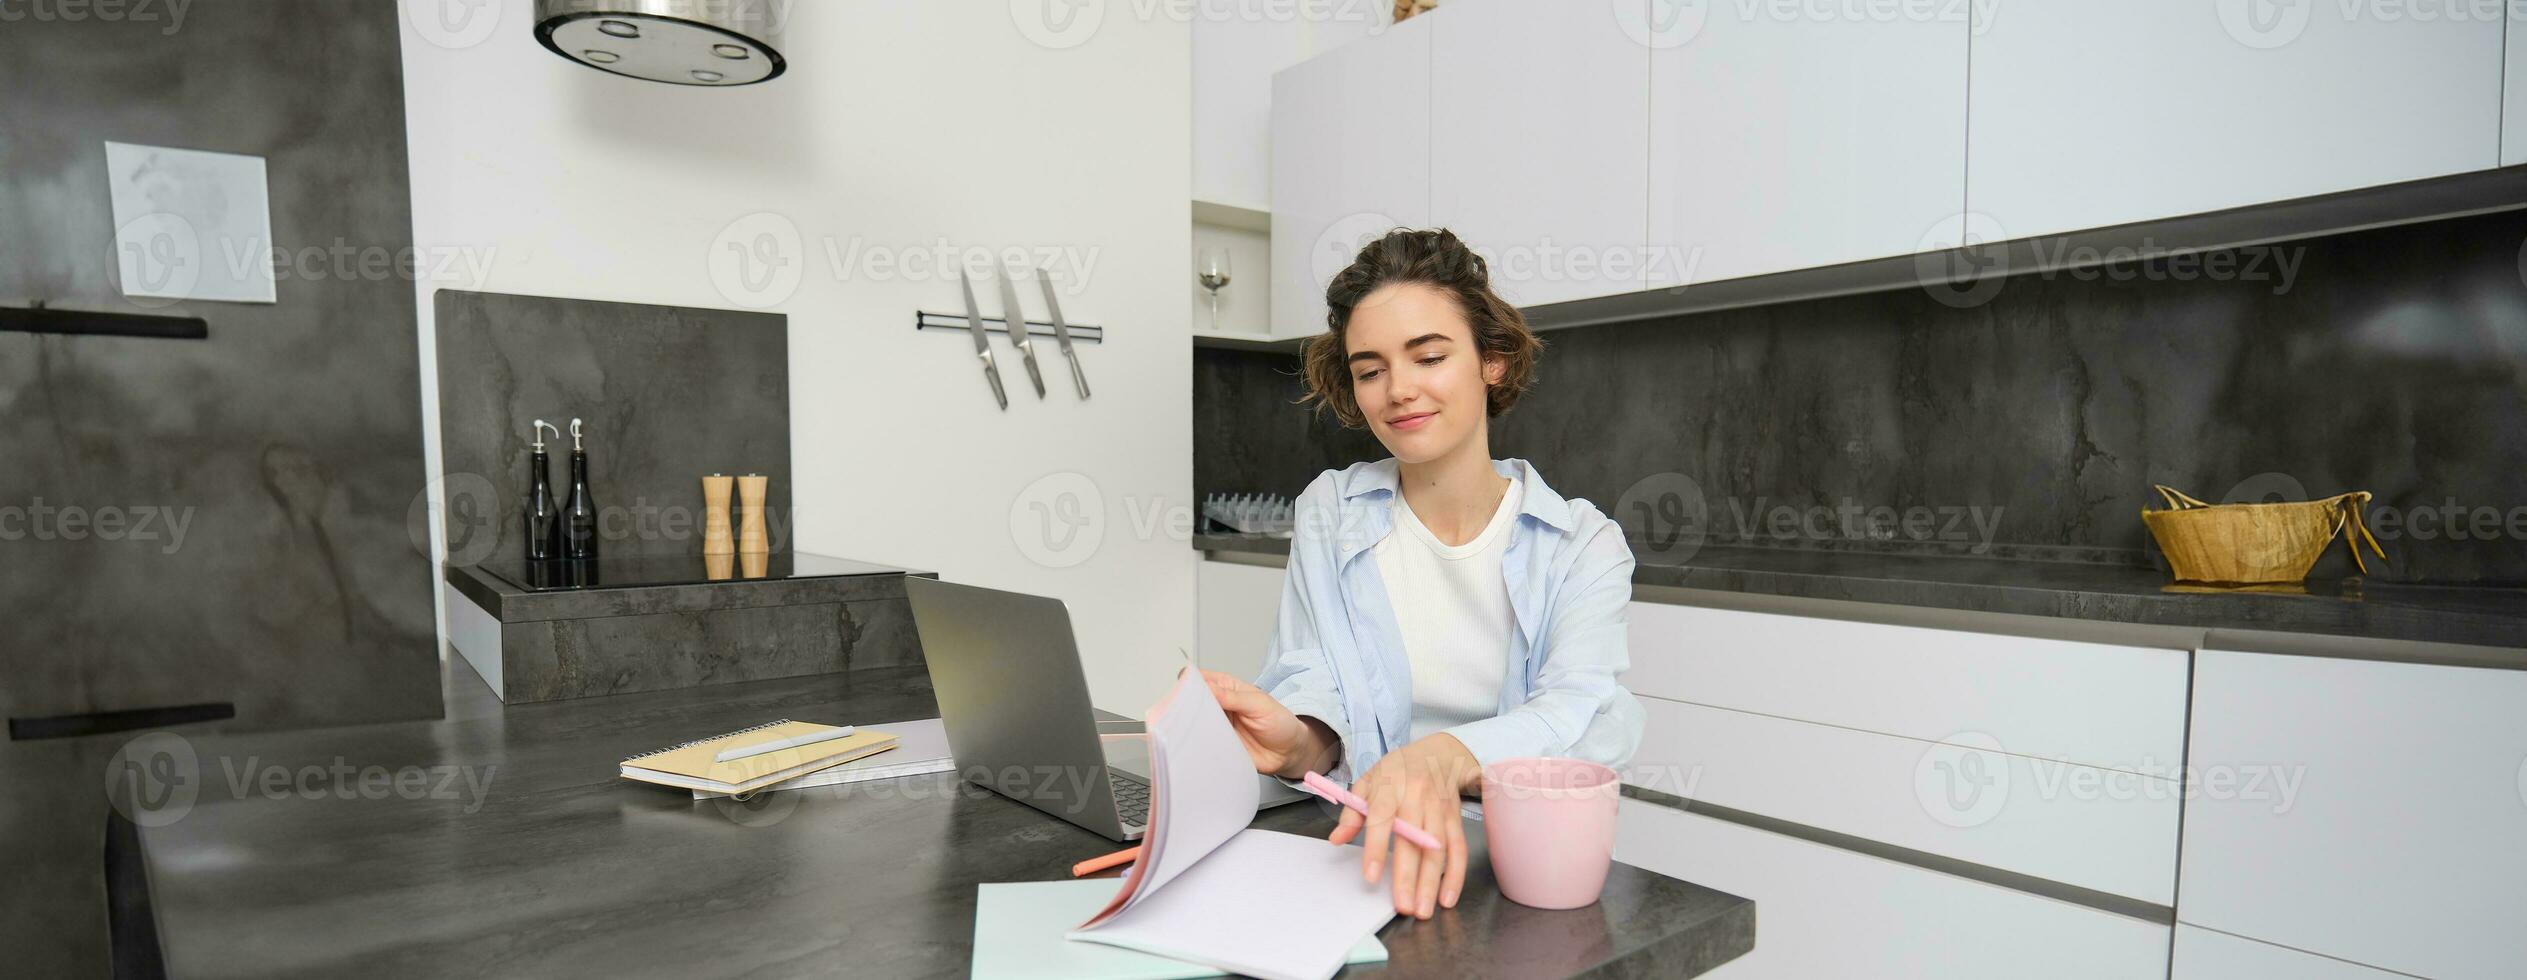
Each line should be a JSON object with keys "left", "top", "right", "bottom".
{"left": 399, "top": 0, "right": 1195, "bottom": 712}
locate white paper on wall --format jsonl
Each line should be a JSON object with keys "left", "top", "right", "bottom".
{"left": 104, "top": 142, "right": 276, "bottom": 305}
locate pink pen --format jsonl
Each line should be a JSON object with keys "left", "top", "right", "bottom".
{"left": 1301, "top": 770, "right": 1443, "bottom": 850}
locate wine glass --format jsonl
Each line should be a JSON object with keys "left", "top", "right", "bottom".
{"left": 1198, "top": 247, "right": 1232, "bottom": 333}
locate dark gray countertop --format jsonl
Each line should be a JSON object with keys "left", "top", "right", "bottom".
{"left": 133, "top": 659, "right": 1753, "bottom": 978}
{"left": 1193, "top": 533, "right": 2527, "bottom": 650}
{"left": 445, "top": 552, "right": 928, "bottom": 623}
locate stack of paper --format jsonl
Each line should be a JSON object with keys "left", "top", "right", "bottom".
{"left": 974, "top": 669, "right": 1398, "bottom": 980}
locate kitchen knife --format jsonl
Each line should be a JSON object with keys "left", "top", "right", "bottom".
{"left": 995, "top": 258, "right": 1048, "bottom": 399}
{"left": 957, "top": 268, "right": 1008, "bottom": 410}
{"left": 1038, "top": 273, "right": 1090, "bottom": 399}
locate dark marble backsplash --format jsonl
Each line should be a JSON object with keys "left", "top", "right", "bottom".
{"left": 434, "top": 290, "right": 792, "bottom": 563}
{"left": 1196, "top": 208, "right": 2527, "bottom": 585}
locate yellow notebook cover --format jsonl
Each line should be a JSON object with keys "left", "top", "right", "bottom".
{"left": 620, "top": 720, "right": 898, "bottom": 794}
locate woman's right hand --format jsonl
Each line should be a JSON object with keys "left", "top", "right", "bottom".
{"left": 1202, "top": 670, "right": 1336, "bottom": 779}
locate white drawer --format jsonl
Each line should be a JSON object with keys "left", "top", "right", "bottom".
{"left": 1629, "top": 696, "right": 2181, "bottom": 905}
{"left": 1623, "top": 601, "right": 2189, "bottom": 773}
{"left": 1614, "top": 798, "right": 2169, "bottom": 979}
{"left": 2172, "top": 925, "right": 2405, "bottom": 980}
{"left": 2179, "top": 651, "right": 2527, "bottom": 980}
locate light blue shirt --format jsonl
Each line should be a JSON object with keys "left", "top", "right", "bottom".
{"left": 1256, "top": 457, "right": 1645, "bottom": 782}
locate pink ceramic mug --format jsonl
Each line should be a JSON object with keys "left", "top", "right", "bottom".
{"left": 1481, "top": 756, "right": 1620, "bottom": 909}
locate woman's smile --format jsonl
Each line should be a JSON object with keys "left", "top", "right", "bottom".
{"left": 1385, "top": 410, "right": 1438, "bottom": 431}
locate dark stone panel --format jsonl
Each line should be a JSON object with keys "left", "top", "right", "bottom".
{"left": 498, "top": 597, "right": 922, "bottom": 703}
{"left": 1197, "top": 208, "right": 2527, "bottom": 586}
{"left": 433, "top": 289, "right": 791, "bottom": 563}
{"left": 0, "top": 2, "right": 440, "bottom": 729}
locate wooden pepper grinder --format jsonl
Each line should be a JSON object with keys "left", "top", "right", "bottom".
{"left": 737, "top": 474, "right": 770, "bottom": 556}
{"left": 701, "top": 474, "right": 735, "bottom": 557}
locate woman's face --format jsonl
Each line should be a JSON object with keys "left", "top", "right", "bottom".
{"left": 1344, "top": 282, "right": 1505, "bottom": 466}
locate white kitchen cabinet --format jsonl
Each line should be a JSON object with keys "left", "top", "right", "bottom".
{"left": 1195, "top": 558, "right": 1284, "bottom": 681}
{"left": 1194, "top": 13, "right": 1384, "bottom": 211}
{"left": 1623, "top": 601, "right": 2190, "bottom": 773}
{"left": 1426, "top": 0, "right": 1649, "bottom": 307}
{"left": 2506, "top": 11, "right": 2527, "bottom": 165}
{"left": 1268, "top": 14, "right": 1432, "bottom": 338}
{"left": 2179, "top": 650, "right": 2527, "bottom": 979}
{"left": 1614, "top": 798, "right": 2171, "bottom": 979}
{"left": 1645, "top": 6, "right": 1967, "bottom": 287}
{"left": 2171, "top": 925, "right": 2406, "bottom": 980}
{"left": 1968, "top": 0, "right": 2502, "bottom": 241}
{"left": 1631, "top": 696, "right": 2182, "bottom": 904}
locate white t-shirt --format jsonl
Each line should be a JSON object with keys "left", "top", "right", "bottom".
{"left": 1373, "top": 478, "right": 1521, "bottom": 746}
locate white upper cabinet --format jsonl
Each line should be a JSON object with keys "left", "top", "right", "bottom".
{"left": 1194, "top": 14, "right": 1385, "bottom": 211}
{"left": 1427, "top": 0, "right": 1649, "bottom": 307}
{"left": 1968, "top": 0, "right": 2504, "bottom": 241}
{"left": 1646, "top": 5, "right": 1968, "bottom": 287}
{"left": 1269, "top": 15, "right": 1433, "bottom": 338}
{"left": 2505, "top": 10, "right": 2527, "bottom": 165}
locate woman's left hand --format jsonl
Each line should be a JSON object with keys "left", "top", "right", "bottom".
{"left": 1327, "top": 733, "right": 1482, "bottom": 920}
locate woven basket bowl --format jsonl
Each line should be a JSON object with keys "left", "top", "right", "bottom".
{"left": 2141, "top": 486, "right": 2376, "bottom": 585}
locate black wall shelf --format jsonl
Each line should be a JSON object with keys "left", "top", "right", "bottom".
{"left": 2, "top": 303, "right": 208, "bottom": 340}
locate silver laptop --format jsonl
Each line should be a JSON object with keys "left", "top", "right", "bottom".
{"left": 905, "top": 577, "right": 1306, "bottom": 843}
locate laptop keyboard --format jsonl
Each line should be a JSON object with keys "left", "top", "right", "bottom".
{"left": 1111, "top": 770, "right": 1152, "bottom": 827}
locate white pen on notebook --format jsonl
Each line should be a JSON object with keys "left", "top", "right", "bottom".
{"left": 714, "top": 725, "right": 855, "bottom": 763}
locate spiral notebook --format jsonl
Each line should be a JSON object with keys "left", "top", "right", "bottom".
{"left": 618, "top": 719, "right": 898, "bottom": 795}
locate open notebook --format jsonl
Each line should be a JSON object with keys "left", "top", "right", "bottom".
{"left": 1060, "top": 668, "right": 1397, "bottom": 980}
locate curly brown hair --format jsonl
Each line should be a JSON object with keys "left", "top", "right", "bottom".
{"left": 1299, "top": 228, "right": 1542, "bottom": 429}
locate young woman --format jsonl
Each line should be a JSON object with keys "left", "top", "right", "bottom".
{"left": 1203, "top": 229, "right": 1643, "bottom": 921}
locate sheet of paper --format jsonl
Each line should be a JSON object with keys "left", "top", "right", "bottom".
{"left": 1082, "top": 667, "right": 1259, "bottom": 925}
{"left": 971, "top": 877, "right": 1385, "bottom": 980}
{"left": 1069, "top": 830, "right": 1398, "bottom": 980}
{"left": 103, "top": 142, "right": 275, "bottom": 304}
